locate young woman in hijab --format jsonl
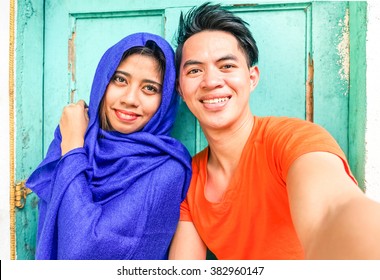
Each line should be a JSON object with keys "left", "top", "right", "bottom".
{"left": 26, "top": 32, "right": 192, "bottom": 260}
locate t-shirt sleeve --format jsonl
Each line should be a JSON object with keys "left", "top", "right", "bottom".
{"left": 266, "top": 117, "right": 357, "bottom": 185}
{"left": 179, "top": 197, "right": 193, "bottom": 222}
{"left": 179, "top": 151, "right": 207, "bottom": 223}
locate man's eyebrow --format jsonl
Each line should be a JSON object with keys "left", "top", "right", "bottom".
{"left": 216, "top": 54, "right": 238, "bottom": 63}
{"left": 182, "top": 60, "right": 202, "bottom": 68}
{"left": 182, "top": 54, "right": 239, "bottom": 68}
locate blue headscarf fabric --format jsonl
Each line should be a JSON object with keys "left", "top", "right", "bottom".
{"left": 26, "top": 33, "right": 192, "bottom": 260}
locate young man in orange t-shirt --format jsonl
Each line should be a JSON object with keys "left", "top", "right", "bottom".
{"left": 169, "top": 2, "right": 380, "bottom": 259}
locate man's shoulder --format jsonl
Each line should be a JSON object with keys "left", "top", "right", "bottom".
{"left": 255, "top": 115, "right": 323, "bottom": 134}
{"left": 256, "top": 115, "right": 309, "bottom": 127}
{"left": 252, "top": 116, "right": 333, "bottom": 149}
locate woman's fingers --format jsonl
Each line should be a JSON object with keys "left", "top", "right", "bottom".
{"left": 59, "top": 100, "right": 89, "bottom": 155}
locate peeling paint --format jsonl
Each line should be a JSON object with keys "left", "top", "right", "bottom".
{"left": 22, "top": 128, "right": 30, "bottom": 148}
{"left": 68, "top": 30, "right": 76, "bottom": 81}
{"left": 68, "top": 30, "right": 76, "bottom": 102}
{"left": 24, "top": 0, "right": 35, "bottom": 19}
{"left": 306, "top": 53, "right": 314, "bottom": 122}
{"left": 337, "top": 8, "right": 350, "bottom": 87}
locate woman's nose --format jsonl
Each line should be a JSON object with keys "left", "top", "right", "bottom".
{"left": 120, "top": 87, "right": 139, "bottom": 107}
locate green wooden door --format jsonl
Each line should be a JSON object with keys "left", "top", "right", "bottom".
{"left": 15, "top": 0, "right": 365, "bottom": 259}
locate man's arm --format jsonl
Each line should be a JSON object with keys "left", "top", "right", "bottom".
{"left": 287, "top": 151, "right": 380, "bottom": 259}
{"left": 169, "top": 221, "right": 207, "bottom": 259}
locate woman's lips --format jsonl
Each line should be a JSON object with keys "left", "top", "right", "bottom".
{"left": 115, "top": 109, "right": 140, "bottom": 121}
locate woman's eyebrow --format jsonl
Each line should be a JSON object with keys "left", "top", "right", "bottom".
{"left": 142, "top": 79, "right": 162, "bottom": 87}
{"left": 114, "top": 70, "right": 131, "bottom": 77}
{"left": 115, "top": 70, "right": 162, "bottom": 86}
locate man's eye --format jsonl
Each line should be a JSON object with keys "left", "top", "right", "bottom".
{"left": 188, "top": 69, "right": 200, "bottom": 75}
{"left": 222, "top": 64, "right": 233, "bottom": 69}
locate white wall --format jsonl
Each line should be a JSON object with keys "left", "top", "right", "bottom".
{"left": 0, "top": 0, "right": 11, "bottom": 260}
{"left": 364, "top": 0, "right": 380, "bottom": 202}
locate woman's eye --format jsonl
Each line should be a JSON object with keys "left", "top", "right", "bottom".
{"left": 144, "top": 85, "right": 161, "bottom": 94}
{"left": 113, "top": 75, "right": 126, "bottom": 83}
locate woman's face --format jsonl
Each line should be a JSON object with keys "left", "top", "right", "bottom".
{"left": 101, "top": 53, "right": 163, "bottom": 134}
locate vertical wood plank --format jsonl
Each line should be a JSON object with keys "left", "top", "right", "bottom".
{"left": 348, "top": 1, "right": 367, "bottom": 188}
{"left": 15, "top": 0, "right": 44, "bottom": 259}
{"left": 312, "top": 1, "right": 350, "bottom": 155}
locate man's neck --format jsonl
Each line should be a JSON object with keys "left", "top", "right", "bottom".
{"left": 204, "top": 114, "right": 254, "bottom": 173}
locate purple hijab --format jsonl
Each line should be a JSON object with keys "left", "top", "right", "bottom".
{"left": 26, "top": 33, "right": 192, "bottom": 259}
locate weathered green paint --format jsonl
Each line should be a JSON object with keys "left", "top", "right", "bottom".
{"left": 232, "top": 3, "right": 310, "bottom": 120}
{"left": 348, "top": 1, "right": 367, "bottom": 188}
{"left": 15, "top": 0, "right": 367, "bottom": 259}
{"left": 15, "top": 0, "right": 44, "bottom": 260}
{"left": 312, "top": 2, "right": 351, "bottom": 155}
{"left": 15, "top": 193, "right": 39, "bottom": 259}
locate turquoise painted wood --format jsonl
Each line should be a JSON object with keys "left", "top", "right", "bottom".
{"left": 348, "top": 1, "right": 367, "bottom": 188}
{"left": 15, "top": 0, "right": 44, "bottom": 260}
{"left": 15, "top": 0, "right": 366, "bottom": 259}
{"left": 238, "top": 4, "right": 309, "bottom": 120}
{"left": 312, "top": 1, "right": 351, "bottom": 155}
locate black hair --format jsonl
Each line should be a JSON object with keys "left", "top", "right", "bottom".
{"left": 175, "top": 2, "right": 259, "bottom": 75}
{"left": 122, "top": 40, "right": 166, "bottom": 77}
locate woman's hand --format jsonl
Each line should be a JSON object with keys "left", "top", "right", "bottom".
{"left": 60, "top": 100, "right": 89, "bottom": 156}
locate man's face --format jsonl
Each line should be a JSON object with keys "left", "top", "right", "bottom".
{"left": 177, "top": 30, "right": 259, "bottom": 132}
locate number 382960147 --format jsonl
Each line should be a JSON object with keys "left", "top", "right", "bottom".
{"left": 210, "top": 266, "right": 264, "bottom": 276}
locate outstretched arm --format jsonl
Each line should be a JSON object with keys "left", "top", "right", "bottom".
{"left": 287, "top": 151, "right": 380, "bottom": 259}
{"left": 169, "top": 221, "right": 207, "bottom": 259}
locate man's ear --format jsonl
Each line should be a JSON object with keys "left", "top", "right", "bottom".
{"left": 176, "top": 80, "right": 185, "bottom": 100}
{"left": 249, "top": 65, "right": 260, "bottom": 92}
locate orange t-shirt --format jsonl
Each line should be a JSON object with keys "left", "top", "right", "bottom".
{"left": 180, "top": 116, "right": 356, "bottom": 260}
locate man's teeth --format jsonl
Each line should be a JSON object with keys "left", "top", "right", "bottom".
{"left": 202, "top": 97, "right": 229, "bottom": 104}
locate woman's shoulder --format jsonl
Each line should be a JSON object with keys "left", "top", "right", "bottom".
{"left": 153, "top": 156, "right": 189, "bottom": 179}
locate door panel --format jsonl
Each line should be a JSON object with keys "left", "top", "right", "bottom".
{"left": 238, "top": 5, "right": 309, "bottom": 120}
{"left": 15, "top": 0, "right": 358, "bottom": 259}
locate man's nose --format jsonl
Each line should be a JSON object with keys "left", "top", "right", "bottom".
{"left": 200, "top": 68, "right": 224, "bottom": 89}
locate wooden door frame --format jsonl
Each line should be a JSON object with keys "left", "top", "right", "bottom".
{"left": 1, "top": 0, "right": 12, "bottom": 261}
